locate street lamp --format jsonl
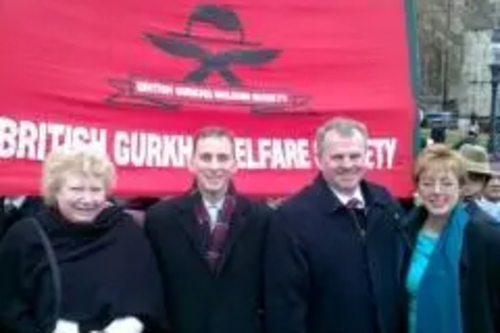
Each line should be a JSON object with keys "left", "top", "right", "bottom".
{"left": 489, "top": 29, "right": 500, "bottom": 153}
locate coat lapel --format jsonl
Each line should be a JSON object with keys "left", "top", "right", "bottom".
{"left": 215, "top": 196, "right": 251, "bottom": 274}
{"left": 176, "top": 193, "right": 212, "bottom": 267}
{"left": 310, "top": 175, "right": 343, "bottom": 216}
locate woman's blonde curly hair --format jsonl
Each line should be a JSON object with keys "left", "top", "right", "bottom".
{"left": 414, "top": 144, "right": 467, "bottom": 185}
{"left": 42, "top": 147, "right": 116, "bottom": 205}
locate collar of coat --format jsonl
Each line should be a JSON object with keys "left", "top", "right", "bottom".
{"left": 310, "top": 174, "right": 398, "bottom": 216}
{"left": 176, "top": 185, "right": 253, "bottom": 220}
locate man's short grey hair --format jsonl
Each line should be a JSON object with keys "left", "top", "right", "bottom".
{"left": 315, "top": 117, "right": 369, "bottom": 156}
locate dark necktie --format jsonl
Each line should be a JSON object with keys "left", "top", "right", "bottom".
{"left": 345, "top": 198, "right": 362, "bottom": 210}
{"left": 345, "top": 198, "right": 366, "bottom": 237}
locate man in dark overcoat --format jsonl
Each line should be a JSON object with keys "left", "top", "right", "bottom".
{"left": 265, "top": 117, "right": 405, "bottom": 333}
{"left": 145, "top": 126, "right": 270, "bottom": 333}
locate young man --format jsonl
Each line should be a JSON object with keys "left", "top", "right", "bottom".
{"left": 144, "top": 126, "right": 270, "bottom": 333}
{"left": 265, "top": 117, "right": 405, "bottom": 333}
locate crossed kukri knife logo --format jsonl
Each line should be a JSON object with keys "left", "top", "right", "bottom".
{"left": 107, "top": 4, "right": 311, "bottom": 112}
{"left": 144, "top": 36, "right": 279, "bottom": 86}
{"left": 144, "top": 4, "right": 281, "bottom": 86}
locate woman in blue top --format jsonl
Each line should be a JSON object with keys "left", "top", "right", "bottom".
{"left": 402, "top": 144, "right": 500, "bottom": 333}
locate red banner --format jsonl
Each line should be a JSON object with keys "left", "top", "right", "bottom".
{"left": 0, "top": 0, "right": 416, "bottom": 197}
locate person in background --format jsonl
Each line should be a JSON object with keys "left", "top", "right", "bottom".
{"left": 457, "top": 144, "right": 495, "bottom": 220}
{"left": 0, "top": 147, "right": 166, "bottom": 333}
{"left": 430, "top": 122, "right": 447, "bottom": 144}
{"left": 265, "top": 117, "right": 405, "bottom": 333}
{"left": 470, "top": 111, "right": 478, "bottom": 128}
{"left": 0, "top": 195, "right": 43, "bottom": 240}
{"left": 477, "top": 154, "right": 500, "bottom": 222}
{"left": 453, "top": 126, "right": 479, "bottom": 149}
{"left": 402, "top": 144, "right": 500, "bottom": 333}
{"left": 145, "top": 126, "right": 270, "bottom": 333}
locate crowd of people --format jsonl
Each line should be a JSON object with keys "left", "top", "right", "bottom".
{"left": 0, "top": 117, "right": 499, "bottom": 333}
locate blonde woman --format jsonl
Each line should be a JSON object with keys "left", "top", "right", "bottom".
{"left": 403, "top": 144, "right": 500, "bottom": 333}
{"left": 0, "top": 148, "right": 166, "bottom": 333}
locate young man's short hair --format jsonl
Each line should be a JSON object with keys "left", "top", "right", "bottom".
{"left": 192, "top": 126, "right": 236, "bottom": 153}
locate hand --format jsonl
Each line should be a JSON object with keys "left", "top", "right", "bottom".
{"left": 52, "top": 319, "right": 79, "bottom": 333}
{"left": 103, "top": 317, "right": 144, "bottom": 333}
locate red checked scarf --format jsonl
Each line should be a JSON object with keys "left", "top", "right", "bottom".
{"left": 194, "top": 193, "right": 236, "bottom": 271}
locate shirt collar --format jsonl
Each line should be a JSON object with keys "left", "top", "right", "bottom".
{"left": 4, "top": 196, "right": 26, "bottom": 209}
{"left": 331, "top": 187, "right": 365, "bottom": 208}
{"left": 203, "top": 197, "right": 225, "bottom": 211}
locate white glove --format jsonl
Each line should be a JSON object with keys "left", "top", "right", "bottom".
{"left": 103, "top": 317, "right": 144, "bottom": 333}
{"left": 52, "top": 319, "right": 79, "bottom": 333}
